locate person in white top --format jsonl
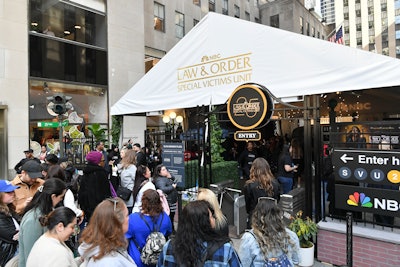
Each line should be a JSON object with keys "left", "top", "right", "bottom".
{"left": 46, "top": 165, "right": 83, "bottom": 217}
{"left": 26, "top": 206, "right": 78, "bottom": 267}
{"left": 131, "top": 165, "right": 155, "bottom": 213}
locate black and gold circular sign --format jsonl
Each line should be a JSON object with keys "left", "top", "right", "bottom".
{"left": 227, "top": 83, "right": 274, "bottom": 130}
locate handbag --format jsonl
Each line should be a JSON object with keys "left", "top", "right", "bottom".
{"left": 117, "top": 186, "right": 132, "bottom": 201}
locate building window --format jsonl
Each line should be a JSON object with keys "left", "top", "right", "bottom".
{"left": 245, "top": 12, "right": 250, "bottom": 21}
{"left": 300, "top": 17, "right": 304, "bottom": 34}
{"left": 381, "top": 2, "right": 387, "bottom": 12}
{"left": 306, "top": 22, "right": 310, "bottom": 36}
{"left": 356, "top": 24, "right": 361, "bottom": 31}
{"left": 154, "top": 2, "right": 165, "bottom": 32}
{"left": 311, "top": 26, "right": 315, "bottom": 37}
{"left": 175, "top": 12, "right": 184, "bottom": 39}
{"left": 355, "top": 9, "right": 361, "bottom": 17}
{"left": 317, "top": 31, "right": 320, "bottom": 38}
{"left": 357, "top": 37, "right": 362, "bottom": 46}
{"left": 222, "top": 0, "right": 228, "bottom": 15}
{"left": 368, "top": 6, "right": 374, "bottom": 15}
{"left": 270, "top": 14, "right": 279, "bottom": 28}
{"left": 193, "top": 19, "right": 199, "bottom": 26}
{"left": 255, "top": 17, "right": 260, "bottom": 23}
{"left": 209, "top": 0, "right": 215, "bottom": 12}
{"left": 344, "top": 0, "right": 349, "bottom": 6}
{"left": 344, "top": 26, "right": 349, "bottom": 34}
{"left": 344, "top": 13, "right": 349, "bottom": 20}
{"left": 382, "top": 47, "right": 389, "bottom": 56}
{"left": 369, "top": 35, "right": 375, "bottom": 43}
{"left": 29, "top": 1, "right": 106, "bottom": 48}
{"left": 193, "top": 0, "right": 200, "bottom": 6}
{"left": 234, "top": 5, "right": 240, "bottom": 18}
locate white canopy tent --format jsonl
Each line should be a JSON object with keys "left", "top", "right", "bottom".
{"left": 111, "top": 12, "right": 400, "bottom": 115}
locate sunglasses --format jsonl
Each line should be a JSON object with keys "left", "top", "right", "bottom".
{"left": 107, "top": 197, "right": 120, "bottom": 211}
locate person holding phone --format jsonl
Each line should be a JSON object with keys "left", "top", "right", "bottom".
{"left": 153, "top": 164, "right": 178, "bottom": 232}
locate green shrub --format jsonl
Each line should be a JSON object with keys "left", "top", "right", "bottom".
{"left": 183, "top": 160, "right": 239, "bottom": 189}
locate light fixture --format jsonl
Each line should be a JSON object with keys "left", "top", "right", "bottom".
{"left": 162, "top": 116, "right": 170, "bottom": 124}
{"left": 169, "top": 112, "right": 177, "bottom": 120}
{"left": 163, "top": 112, "right": 183, "bottom": 140}
{"left": 176, "top": 115, "right": 183, "bottom": 124}
{"left": 74, "top": 25, "right": 81, "bottom": 29}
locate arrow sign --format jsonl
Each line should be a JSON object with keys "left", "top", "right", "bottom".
{"left": 340, "top": 154, "right": 354, "bottom": 163}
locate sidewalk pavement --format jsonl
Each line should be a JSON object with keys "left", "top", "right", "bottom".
{"left": 230, "top": 236, "right": 333, "bottom": 267}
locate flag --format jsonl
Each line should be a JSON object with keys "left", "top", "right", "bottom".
{"left": 328, "top": 26, "right": 344, "bottom": 44}
{"left": 335, "top": 26, "right": 343, "bottom": 44}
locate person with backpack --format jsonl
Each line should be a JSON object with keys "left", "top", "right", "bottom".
{"left": 157, "top": 200, "right": 241, "bottom": 267}
{"left": 126, "top": 189, "right": 172, "bottom": 267}
{"left": 238, "top": 198, "right": 300, "bottom": 267}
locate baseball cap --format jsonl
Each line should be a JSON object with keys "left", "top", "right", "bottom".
{"left": 0, "top": 180, "right": 20, "bottom": 192}
{"left": 24, "top": 149, "right": 34, "bottom": 153}
{"left": 21, "top": 160, "right": 43, "bottom": 178}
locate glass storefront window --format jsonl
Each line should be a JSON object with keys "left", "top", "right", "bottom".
{"left": 29, "top": 0, "right": 106, "bottom": 48}
{"left": 29, "top": 35, "right": 107, "bottom": 85}
{"left": 29, "top": 79, "right": 107, "bottom": 124}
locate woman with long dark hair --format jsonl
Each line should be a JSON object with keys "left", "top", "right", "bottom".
{"left": 26, "top": 207, "right": 78, "bottom": 267}
{"left": 131, "top": 165, "right": 155, "bottom": 213}
{"left": 153, "top": 164, "right": 177, "bottom": 231}
{"left": 243, "top": 157, "right": 280, "bottom": 228}
{"left": 158, "top": 200, "right": 241, "bottom": 266}
{"left": 197, "top": 188, "right": 229, "bottom": 237}
{"left": 239, "top": 198, "right": 300, "bottom": 267}
{"left": 19, "top": 178, "right": 67, "bottom": 267}
{"left": 0, "top": 180, "right": 20, "bottom": 267}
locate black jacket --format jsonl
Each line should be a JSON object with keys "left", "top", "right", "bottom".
{"left": 0, "top": 212, "right": 19, "bottom": 266}
{"left": 243, "top": 179, "right": 280, "bottom": 216}
{"left": 78, "top": 163, "right": 111, "bottom": 220}
{"left": 136, "top": 151, "right": 147, "bottom": 167}
{"left": 154, "top": 176, "right": 178, "bottom": 205}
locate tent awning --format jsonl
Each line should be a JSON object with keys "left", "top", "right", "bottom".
{"left": 111, "top": 12, "right": 400, "bottom": 115}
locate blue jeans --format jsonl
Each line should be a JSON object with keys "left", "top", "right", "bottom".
{"left": 278, "top": 176, "right": 293, "bottom": 194}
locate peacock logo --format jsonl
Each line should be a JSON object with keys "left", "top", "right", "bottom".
{"left": 347, "top": 192, "right": 373, "bottom": 208}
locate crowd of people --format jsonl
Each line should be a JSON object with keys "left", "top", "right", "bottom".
{"left": 0, "top": 139, "right": 302, "bottom": 267}
{"left": 237, "top": 137, "right": 304, "bottom": 193}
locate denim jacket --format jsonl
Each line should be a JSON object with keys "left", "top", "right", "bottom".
{"left": 238, "top": 229, "right": 300, "bottom": 267}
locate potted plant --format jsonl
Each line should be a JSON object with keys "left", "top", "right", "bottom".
{"left": 288, "top": 210, "right": 318, "bottom": 267}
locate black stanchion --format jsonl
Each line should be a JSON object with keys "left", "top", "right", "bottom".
{"left": 346, "top": 212, "right": 353, "bottom": 267}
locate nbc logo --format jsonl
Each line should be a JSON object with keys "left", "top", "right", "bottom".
{"left": 347, "top": 192, "right": 373, "bottom": 208}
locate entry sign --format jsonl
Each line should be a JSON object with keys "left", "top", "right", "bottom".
{"left": 234, "top": 130, "right": 261, "bottom": 142}
{"left": 332, "top": 149, "right": 400, "bottom": 186}
{"left": 37, "top": 121, "right": 69, "bottom": 128}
